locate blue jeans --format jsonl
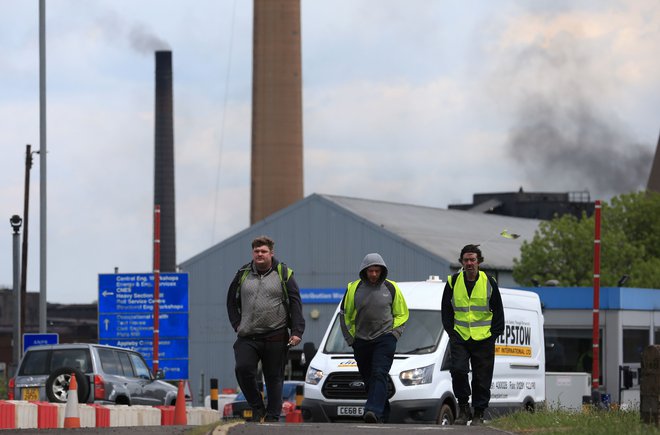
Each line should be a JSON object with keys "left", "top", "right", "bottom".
{"left": 352, "top": 333, "right": 397, "bottom": 421}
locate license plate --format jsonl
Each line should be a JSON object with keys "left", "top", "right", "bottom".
{"left": 22, "top": 387, "right": 40, "bottom": 401}
{"left": 242, "top": 409, "right": 253, "bottom": 419}
{"left": 337, "top": 406, "right": 364, "bottom": 416}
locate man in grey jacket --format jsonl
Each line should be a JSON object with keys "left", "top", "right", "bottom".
{"left": 227, "top": 236, "right": 305, "bottom": 422}
{"left": 341, "top": 253, "right": 409, "bottom": 423}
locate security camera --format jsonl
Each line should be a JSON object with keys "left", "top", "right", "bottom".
{"left": 9, "top": 215, "right": 22, "bottom": 233}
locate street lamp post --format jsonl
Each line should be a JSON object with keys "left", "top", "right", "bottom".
{"left": 10, "top": 215, "right": 22, "bottom": 371}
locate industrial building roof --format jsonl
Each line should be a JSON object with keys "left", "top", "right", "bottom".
{"left": 319, "top": 194, "right": 541, "bottom": 270}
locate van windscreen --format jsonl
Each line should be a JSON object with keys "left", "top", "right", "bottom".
{"left": 323, "top": 310, "right": 444, "bottom": 354}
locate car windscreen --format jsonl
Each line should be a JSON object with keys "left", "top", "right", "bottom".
{"left": 19, "top": 348, "right": 93, "bottom": 375}
{"left": 322, "top": 309, "right": 444, "bottom": 355}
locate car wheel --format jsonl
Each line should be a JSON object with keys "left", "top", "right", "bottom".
{"left": 437, "top": 403, "right": 454, "bottom": 425}
{"left": 46, "top": 367, "right": 90, "bottom": 403}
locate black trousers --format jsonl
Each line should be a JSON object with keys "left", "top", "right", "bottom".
{"left": 449, "top": 336, "right": 496, "bottom": 410}
{"left": 233, "top": 336, "right": 289, "bottom": 419}
{"left": 353, "top": 333, "right": 397, "bottom": 421}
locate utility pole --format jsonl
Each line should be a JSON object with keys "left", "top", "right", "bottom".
{"left": 39, "top": 0, "right": 48, "bottom": 333}
{"left": 20, "top": 145, "right": 34, "bottom": 347}
{"left": 10, "top": 215, "right": 22, "bottom": 371}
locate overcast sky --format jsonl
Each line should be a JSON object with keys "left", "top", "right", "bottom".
{"left": 1, "top": 0, "right": 658, "bottom": 304}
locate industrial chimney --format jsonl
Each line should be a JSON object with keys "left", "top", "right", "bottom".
{"left": 250, "top": 0, "right": 303, "bottom": 224}
{"left": 648, "top": 130, "right": 660, "bottom": 193}
{"left": 154, "top": 51, "right": 176, "bottom": 271}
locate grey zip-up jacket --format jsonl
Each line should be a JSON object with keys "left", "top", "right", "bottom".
{"left": 226, "top": 258, "right": 305, "bottom": 339}
{"left": 340, "top": 253, "right": 409, "bottom": 344}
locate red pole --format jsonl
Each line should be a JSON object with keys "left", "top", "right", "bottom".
{"left": 592, "top": 200, "right": 601, "bottom": 391}
{"left": 153, "top": 205, "right": 161, "bottom": 375}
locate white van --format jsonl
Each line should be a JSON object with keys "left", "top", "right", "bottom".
{"left": 301, "top": 276, "right": 545, "bottom": 424}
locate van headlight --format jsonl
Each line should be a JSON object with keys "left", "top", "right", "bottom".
{"left": 399, "top": 364, "right": 434, "bottom": 386}
{"left": 305, "top": 366, "right": 324, "bottom": 385}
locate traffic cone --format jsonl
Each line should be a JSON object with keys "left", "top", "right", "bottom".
{"left": 173, "top": 380, "right": 187, "bottom": 425}
{"left": 63, "top": 373, "right": 81, "bottom": 428}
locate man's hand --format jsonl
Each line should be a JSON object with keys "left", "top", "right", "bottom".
{"left": 288, "top": 335, "right": 301, "bottom": 347}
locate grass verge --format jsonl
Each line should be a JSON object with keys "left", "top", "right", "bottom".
{"left": 491, "top": 407, "right": 660, "bottom": 435}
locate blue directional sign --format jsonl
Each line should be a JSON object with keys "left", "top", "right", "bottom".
{"left": 98, "top": 312, "right": 189, "bottom": 338}
{"left": 98, "top": 274, "right": 189, "bottom": 313}
{"left": 24, "top": 333, "right": 59, "bottom": 352}
{"left": 98, "top": 273, "right": 188, "bottom": 380}
{"left": 102, "top": 339, "right": 189, "bottom": 360}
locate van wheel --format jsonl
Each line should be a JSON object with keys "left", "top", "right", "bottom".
{"left": 46, "top": 367, "right": 90, "bottom": 403}
{"left": 437, "top": 403, "right": 454, "bottom": 425}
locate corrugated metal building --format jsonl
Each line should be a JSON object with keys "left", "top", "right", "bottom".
{"left": 179, "top": 193, "right": 540, "bottom": 399}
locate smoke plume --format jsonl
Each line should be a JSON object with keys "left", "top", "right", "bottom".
{"left": 129, "top": 26, "right": 170, "bottom": 55}
{"left": 498, "top": 19, "right": 653, "bottom": 198}
{"left": 95, "top": 10, "right": 170, "bottom": 55}
{"left": 509, "top": 97, "right": 652, "bottom": 196}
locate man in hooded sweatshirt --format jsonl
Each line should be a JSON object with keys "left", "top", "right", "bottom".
{"left": 340, "top": 253, "right": 409, "bottom": 423}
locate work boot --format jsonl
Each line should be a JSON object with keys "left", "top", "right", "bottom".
{"left": 247, "top": 407, "right": 265, "bottom": 423}
{"left": 471, "top": 408, "right": 485, "bottom": 426}
{"left": 454, "top": 404, "right": 471, "bottom": 425}
{"left": 363, "top": 410, "right": 378, "bottom": 423}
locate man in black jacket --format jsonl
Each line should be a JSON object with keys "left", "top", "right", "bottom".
{"left": 441, "top": 244, "right": 504, "bottom": 426}
{"left": 227, "top": 236, "right": 305, "bottom": 422}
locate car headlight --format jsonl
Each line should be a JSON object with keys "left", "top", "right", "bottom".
{"left": 305, "top": 366, "right": 324, "bottom": 385}
{"left": 399, "top": 364, "right": 434, "bottom": 386}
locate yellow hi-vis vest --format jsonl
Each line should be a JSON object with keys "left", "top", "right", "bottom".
{"left": 342, "top": 279, "right": 409, "bottom": 338}
{"left": 448, "top": 271, "right": 493, "bottom": 341}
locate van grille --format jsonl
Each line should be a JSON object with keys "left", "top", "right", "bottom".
{"left": 322, "top": 372, "right": 395, "bottom": 399}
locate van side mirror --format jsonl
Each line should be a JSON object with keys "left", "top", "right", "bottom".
{"left": 303, "top": 342, "right": 317, "bottom": 367}
{"left": 155, "top": 369, "right": 166, "bottom": 380}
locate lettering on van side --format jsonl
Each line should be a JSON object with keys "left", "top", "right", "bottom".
{"left": 491, "top": 380, "right": 536, "bottom": 391}
{"left": 494, "top": 320, "right": 533, "bottom": 357}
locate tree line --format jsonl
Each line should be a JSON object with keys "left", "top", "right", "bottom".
{"left": 512, "top": 191, "right": 660, "bottom": 288}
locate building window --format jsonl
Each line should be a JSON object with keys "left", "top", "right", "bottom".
{"left": 544, "top": 328, "right": 602, "bottom": 374}
{"left": 623, "top": 329, "right": 649, "bottom": 363}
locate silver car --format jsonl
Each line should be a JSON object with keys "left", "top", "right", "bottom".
{"left": 11, "top": 343, "right": 187, "bottom": 405}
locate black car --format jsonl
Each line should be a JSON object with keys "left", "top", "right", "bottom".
{"left": 223, "top": 381, "right": 303, "bottom": 421}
